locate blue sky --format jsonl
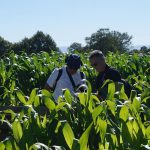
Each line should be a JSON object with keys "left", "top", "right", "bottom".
{"left": 0, "top": 0, "right": 150, "bottom": 47}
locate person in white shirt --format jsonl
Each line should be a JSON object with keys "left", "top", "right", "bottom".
{"left": 44, "top": 54, "right": 86, "bottom": 101}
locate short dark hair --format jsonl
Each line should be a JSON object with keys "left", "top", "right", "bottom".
{"left": 89, "top": 50, "right": 105, "bottom": 60}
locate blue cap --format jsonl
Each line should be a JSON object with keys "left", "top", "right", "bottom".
{"left": 65, "top": 54, "right": 83, "bottom": 69}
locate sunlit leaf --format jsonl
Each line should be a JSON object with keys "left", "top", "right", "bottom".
{"left": 12, "top": 120, "right": 23, "bottom": 143}
{"left": 62, "top": 122, "right": 75, "bottom": 149}
{"left": 97, "top": 117, "right": 107, "bottom": 143}
{"left": 92, "top": 105, "right": 103, "bottom": 121}
{"left": 120, "top": 105, "right": 129, "bottom": 122}
{"left": 64, "top": 89, "right": 72, "bottom": 104}
{"left": 16, "top": 91, "right": 27, "bottom": 104}
{"left": 27, "top": 88, "right": 38, "bottom": 105}
{"left": 79, "top": 122, "right": 93, "bottom": 150}
{"left": 0, "top": 142, "right": 5, "bottom": 150}
{"left": 44, "top": 97, "right": 56, "bottom": 111}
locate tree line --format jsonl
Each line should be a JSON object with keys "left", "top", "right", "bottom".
{"left": 0, "top": 31, "right": 58, "bottom": 56}
{"left": 0, "top": 28, "right": 149, "bottom": 56}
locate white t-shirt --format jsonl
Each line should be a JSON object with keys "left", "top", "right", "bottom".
{"left": 46, "top": 66, "right": 85, "bottom": 101}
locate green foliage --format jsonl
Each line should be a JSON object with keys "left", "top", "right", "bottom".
{"left": 0, "top": 36, "right": 12, "bottom": 56}
{"left": 85, "top": 28, "right": 132, "bottom": 54}
{"left": 0, "top": 31, "right": 58, "bottom": 56}
{"left": 0, "top": 51, "right": 150, "bottom": 149}
{"left": 12, "top": 31, "right": 58, "bottom": 54}
{"left": 68, "top": 42, "right": 82, "bottom": 52}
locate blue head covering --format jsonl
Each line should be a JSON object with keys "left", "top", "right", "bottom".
{"left": 65, "top": 54, "right": 83, "bottom": 69}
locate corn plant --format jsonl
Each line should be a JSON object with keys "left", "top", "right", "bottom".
{"left": 0, "top": 50, "right": 150, "bottom": 150}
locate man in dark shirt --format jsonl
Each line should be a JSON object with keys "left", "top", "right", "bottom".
{"left": 95, "top": 64, "right": 121, "bottom": 90}
{"left": 89, "top": 50, "right": 131, "bottom": 100}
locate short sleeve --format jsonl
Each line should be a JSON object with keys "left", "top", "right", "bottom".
{"left": 47, "top": 68, "right": 59, "bottom": 88}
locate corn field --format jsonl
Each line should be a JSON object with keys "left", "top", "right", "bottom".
{"left": 0, "top": 51, "right": 150, "bottom": 150}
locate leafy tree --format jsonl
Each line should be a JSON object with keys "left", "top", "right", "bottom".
{"left": 139, "top": 46, "right": 150, "bottom": 54}
{"left": 85, "top": 28, "right": 132, "bottom": 54}
{"left": 68, "top": 42, "right": 82, "bottom": 52}
{"left": 29, "top": 31, "right": 58, "bottom": 53}
{"left": 13, "top": 37, "right": 31, "bottom": 54}
{"left": 12, "top": 31, "right": 58, "bottom": 54}
{"left": 0, "top": 36, "right": 12, "bottom": 56}
{"left": 140, "top": 46, "right": 148, "bottom": 51}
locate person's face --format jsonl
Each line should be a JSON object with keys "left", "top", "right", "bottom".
{"left": 68, "top": 67, "right": 78, "bottom": 75}
{"left": 90, "top": 56, "right": 106, "bottom": 72}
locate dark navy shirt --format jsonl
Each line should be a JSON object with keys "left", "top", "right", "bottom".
{"left": 95, "top": 64, "right": 121, "bottom": 90}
